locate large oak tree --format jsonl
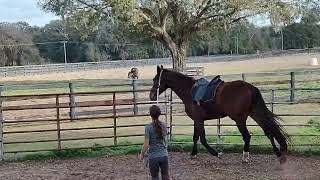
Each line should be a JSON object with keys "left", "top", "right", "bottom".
{"left": 39, "top": 0, "right": 317, "bottom": 71}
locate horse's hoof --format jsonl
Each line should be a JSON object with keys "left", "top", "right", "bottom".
{"left": 242, "top": 151, "right": 250, "bottom": 163}
{"left": 218, "top": 152, "right": 223, "bottom": 158}
{"left": 278, "top": 156, "right": 287, "bottom": 165}
{"left": 242, "top": 158, "right": 249, "bottom": 163}
{"left": 191, "top": 155, "right": 197, "bottom": 159}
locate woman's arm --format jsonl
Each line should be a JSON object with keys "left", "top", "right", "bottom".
{"left": 140, "top": 125, "right": 150, "bottom": 160}
{"left": 140, "top": 138, "right": 149, "bottom": 160}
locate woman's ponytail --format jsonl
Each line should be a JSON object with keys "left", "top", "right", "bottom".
{"left": 149, "top": 105, "right": 163, "bottom": 139}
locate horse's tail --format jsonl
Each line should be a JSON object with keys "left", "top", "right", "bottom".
{"left": 250, "top": 86, "right": 291, "bottom": 147}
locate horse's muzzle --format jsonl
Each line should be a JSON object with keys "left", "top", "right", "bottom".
{"left": 149, "top": 90, "right": 157, "bottom": 101}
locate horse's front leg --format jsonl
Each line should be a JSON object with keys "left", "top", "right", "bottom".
{"left": 197, "top": 121, "right": 219, "bottom": 157}
{"left": 191, "top": 122, "right": 199, "bottom": 158}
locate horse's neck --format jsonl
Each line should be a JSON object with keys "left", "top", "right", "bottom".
{"left": 167, "top": 75, "right": 194, "bottom": 103}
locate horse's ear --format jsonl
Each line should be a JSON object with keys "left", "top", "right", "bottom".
{"left": 157, "top": 65, "right": 161, "bottom": 74}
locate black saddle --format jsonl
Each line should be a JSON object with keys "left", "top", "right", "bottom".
{"left": 191, "top": 75, "right": 223, "bottom": 104}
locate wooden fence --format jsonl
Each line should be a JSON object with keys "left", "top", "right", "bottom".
{"left": 0, "top": 87, "right": 320, "bottom": 161}
{"left": 0, "top": 90, "right": 163, "bottom": 160}
{"left": 0, "top": 68, "right": 320, "bottom": 160}
{"left": 0, "top": 47, "right": 319, "bottom": 77}
{"left": 0, "top": 56, "right": 220, "bottom": 77}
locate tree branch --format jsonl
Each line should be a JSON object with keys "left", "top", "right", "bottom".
{"left": 197, "top": 0, "right": 215, "bottom": 18}
{"left": 182, "top": 1, "right": 222, "bottom": 34}
{"left": 75, "top": 0, "right": 109, "bottom": 16}
{"left": 159, "top": 5, "right": 170, "bottom": 30}
{"left": 140, "top": 7, "right": 158, "bottom": 21}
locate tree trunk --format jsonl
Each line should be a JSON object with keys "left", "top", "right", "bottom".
{"left": 170, "top": 46, "right": 186, "bottom": 72}
{"left": 158, "top": 31, "right": 189, "bottom": 72}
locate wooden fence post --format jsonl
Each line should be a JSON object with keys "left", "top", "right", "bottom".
{"left": 241, "top": 73, "right": 246, "bottom": 81}
{"left": 56, "top": 95, "right": 61, "bottom": 150}
{"left": 113, "top": 92, "right": 117, "bottom": 146}
{"left": 164, "top": 90, "right": 168, "bottom": 129}
{"left": 290, "top": 72, "right": 295, "bottom": 102}
{"left": 132, "top": 80, "right": 138, "bottom": 115}
{"left": 0, "top": 85, "right": 4, "bottom": 161}
{"left": 169, "top": 90, "right": 173, "bottom": 144}
{"left": 69, "top": 82, "right": 76, "bottom": 120}
{"left": 164, "top": 90, "right": 171, "bottom": 146}
{"left": 271, "top": 89, "right": 275, "bottom": 113}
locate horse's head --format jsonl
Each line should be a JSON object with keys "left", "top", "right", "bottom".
{"left": 149, "top": 65, "right": 168, "bottom": 101}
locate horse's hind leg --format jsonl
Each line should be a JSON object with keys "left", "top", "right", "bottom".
{"left": 235, "top": 121, "right": 251, "bottom": 163}
{"left": 267, "top": 135, "right": 281, "bottom": 157}
{"left": 250, "top": 112, "right": 286, "bottom": 163}
{"left": 250, "top": 87, "right": 289, "bottom": 164}
{"left": 196, "top": 121, "right": 219, "bottom": 157}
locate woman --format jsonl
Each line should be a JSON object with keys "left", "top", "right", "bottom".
{"left": 140, "top": 105, "right": 170, "bottom": 180}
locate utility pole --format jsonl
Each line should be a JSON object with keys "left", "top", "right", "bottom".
{"left": 281, "top": 29, "right": 284, "bottom": 50}
{"left": 236, "top": 34, "right": 239, "bottom": 54}
{"left": 62, "top": 41, "right": 67, "bottom": 63}
{"left": 231, "top": 36, "right": 239, "bottom": 54}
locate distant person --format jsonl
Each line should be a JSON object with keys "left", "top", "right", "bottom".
{"left": 140, "top": 105, "right": 170, "bottom": 180}
{"left": 128, "top": 67, "right": 139, "bottom": 79}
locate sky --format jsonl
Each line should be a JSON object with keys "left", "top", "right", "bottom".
{"left": 0, "top": 0, "right": 272, "bottom": 27}
{"left": 0, "top": 0, "right": 59, "bottom": 27}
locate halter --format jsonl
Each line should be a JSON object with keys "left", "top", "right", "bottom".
{"left": 156, "top": 70, "right": 164, "bottom": 104}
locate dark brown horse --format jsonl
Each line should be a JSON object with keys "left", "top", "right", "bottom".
{"left": 149, "top": 66, "right": 290, "bottom": 164}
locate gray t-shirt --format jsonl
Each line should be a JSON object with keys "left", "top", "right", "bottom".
{"left": 145, "top": 122, "right": 168, "bottom": 159}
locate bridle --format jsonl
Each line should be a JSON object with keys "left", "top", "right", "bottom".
{"left": 156, "top": 70, "right": 164, "bottom": 104}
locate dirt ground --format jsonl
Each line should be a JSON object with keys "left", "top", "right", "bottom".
{"left": 1, "top": 152, "right": 320, "bottom": 180}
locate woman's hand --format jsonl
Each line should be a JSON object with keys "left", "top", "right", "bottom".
{"left": 140, "top": 138, "right": 149, "bottom": 160}
{"left": 139, "top": 152, "right": 144, "bottom": 160}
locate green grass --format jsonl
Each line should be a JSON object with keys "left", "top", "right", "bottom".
{"left": 22, "top": 144, "right": 142, "bottom": 161}
{"left": 308, "top": 118, "right": 320, "bottom": 132}
{"left": 171, "top": 123, "right": 320, "bottom": 151}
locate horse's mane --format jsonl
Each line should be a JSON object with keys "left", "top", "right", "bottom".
{"left": 164, "top": 68, "right": 196, "bottom": 83}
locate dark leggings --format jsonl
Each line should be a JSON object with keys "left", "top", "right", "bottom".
{"left": 149, "top": 156, "right": 170, "bottom": 180}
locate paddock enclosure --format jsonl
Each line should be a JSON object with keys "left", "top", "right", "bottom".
{"left": 0, "top": 53, "right": 320, "bottom": 179}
